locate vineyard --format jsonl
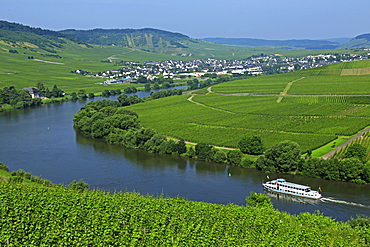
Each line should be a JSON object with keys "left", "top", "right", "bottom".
{"left": 332, "top": 131, "right": 370, "bottom": 161}
{"left": 0, "top": 182, "right": 368, "bottom": 246}
{"left": 126, "top": 59, "right": 370, "bottom": 154}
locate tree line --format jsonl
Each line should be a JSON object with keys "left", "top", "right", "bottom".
{"left": 73, "top": 99, "right": 256, "bottom": 168}
{"left": 256, "top": 140, "right": 370, "bottom": 184}
{"left": 74, "top": 97, "right": 370, "bottom": 184}
{"left": 0, "top": 86, "right": 42, "bottom": 110}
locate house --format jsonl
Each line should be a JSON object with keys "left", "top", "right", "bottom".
{"left": 22, "top": 88, "right": 42, "bottom": 98}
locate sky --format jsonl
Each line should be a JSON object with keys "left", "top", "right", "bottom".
{"left": 1, "top": 0, "right": 369, "bottom": 40}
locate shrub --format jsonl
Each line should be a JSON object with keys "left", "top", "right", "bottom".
{"left": 246, "top": 191, "right": 273, "bottom": 208}
{"left": 8, "top": 176, "right": 24, "bottom": 184}
{"left": 68, "top": 179, "right": 89, "bottom": 192}
{"left": 0, "top": 162, "right": 9, "bottom": 172}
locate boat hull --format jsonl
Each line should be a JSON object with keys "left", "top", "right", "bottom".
{"left": 262, "top": 183, "right": 322, "bottom": 200}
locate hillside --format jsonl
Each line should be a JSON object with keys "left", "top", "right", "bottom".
{"left": 126, "top": 59, "right": 370, "bottom": 154}
{"left": 59, "top": 28, "right": 191, "bottom": 52}
{"left": 203, "top": 37, "right": 341, "bottom": 49}
{"left": 0, "top": 20, "right": 366, "bottom": 95}
{"left": 0, "top": 180, "right": 368, "bottom": 245}
{"left": 340, "top": 33, "right": 370, "bottom": 49}
{"left": 0, "top": 20, "right": 89, "bottom": 53}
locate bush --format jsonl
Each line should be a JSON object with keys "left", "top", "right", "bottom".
{"left": 226, "top": 150, "right": 243, "bottom": 166}
{"left": 68, "top": 179, "right": 89, "bottom": 192}
{"left": 240, "top": 158, "right": 255, "bottom": 168}
{"left": 11, "top": 169, "right": 26, "bottom": 177}
{"left": 8, "top": 176, "right": 24, "bottom": 184}
{"left": 238, "top": 136, "right": 264, "bottom": 155}
{"left": 246, "top": 191, "right": 273, "bottom": 208}
{"left": 0, "top": 162, "right": 9, "bottom": 172}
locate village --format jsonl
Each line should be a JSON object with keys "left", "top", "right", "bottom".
{"left": 72, "top": 53, "right": 369, "bottom": 84}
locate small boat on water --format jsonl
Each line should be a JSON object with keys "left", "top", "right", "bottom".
{"left": 262, "top": 178, "right": 322, "bottom": 199}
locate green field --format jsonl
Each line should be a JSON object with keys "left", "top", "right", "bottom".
{"left": 127, "top": 59, "right": 370, "bottom": 154}
{"left": 0, "top": 35, "right": 363, "bottom": 95}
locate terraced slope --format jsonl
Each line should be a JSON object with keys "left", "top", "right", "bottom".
{"left": 127, "top": 59, "right": 370, "bottom": 153}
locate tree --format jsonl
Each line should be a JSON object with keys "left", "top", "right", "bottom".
{"left": 144, "top": 83, "right": 151, "bottom": 91}
{"left": 18, "top": 90, "right": 32, "bottom": 106}
{"left": 136, "top": 75, "right": 148, "bottom": 83}
{"left": 68, "top": 179, "right": 89, "bottom": 192}
{"left": 226, "top": 150, "right": 243, "bottom": 166}
{"left": 91, "top": 119, "right": 113, "bottom": 138}
{"left": 102, "top": 90, "right": 111, "bottom": 97}
{"left": 187, "top": 146, "right": 196, "bottom": 158}
{"left": 70, "top": 92, "right": 78, "bottom": 100}
{"left": 51, "top": 85, "right": 63, "bottom": 97}
{"left": 344, "top": 143, "right": 367, "bottom": 164}
{"left": 213, "top": 150, "right": 227, "bottom": 163}
{"left": 124, "top": 86, "right": 137, "bottom": 94}
{"left": 8, "top": 86, "right": 19, "bottom": 105}
{"left": 256, "top": 140, "right": 301, "bottom": 173}
{"left": 175, "top": 139, "right": 187, "bottom": 154}
{"left": 143, "top": 133, "right": 167, "bottom": 153}
{"left": 294, "top": 64, "right": 301, "bottom": 71}
{"left": 238, "top": 136, "right": 264, "bottom": 155}
{"left": 36, "top": 82, "right": 45, "bottom": 91}
{"left": 152, "top": 82, "right": 160, "bottom": 90}
{"left": 31, "top": 97, "right": 42, "bottom": 106}
{"left": 77, "top": 89, "right": 87, "bottom": 99}
{"left": 195, "top": 143, "right": 213, "bottom": 161}
{"left": 44, "top": 87, "right": 51, "bottom": 98}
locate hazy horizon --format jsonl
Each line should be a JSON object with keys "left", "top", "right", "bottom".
{"left": 2, "top": 0, "right": 369, "bottom": 40}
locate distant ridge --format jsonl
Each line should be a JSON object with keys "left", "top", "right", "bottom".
{"left": 1, "top": 20, "right": 369, "bottom": 55}
{"left": 59, "top": 28, "right": 194, "bottom": 52}
{"left": 202, "top": 37, "right": 340, "bottom": 49}
{"left": 340, "top": 33, "right": 370, "bottom": 48}
{"left": 0, "top": 20, "right": 89, "bottom": 53}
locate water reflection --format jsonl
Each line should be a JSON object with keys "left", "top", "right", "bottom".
{"left": 265, "top": 190, "right": 321, "bottom": 206}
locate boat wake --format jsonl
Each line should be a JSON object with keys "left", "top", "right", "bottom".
{"left": 321, "top": 197, "right": 370, "bottom": 209}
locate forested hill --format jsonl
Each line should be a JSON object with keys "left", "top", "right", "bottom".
{"left": 202, "top": 37, "right": 341, "bottom": 49}
{"left": 0, "top": 20, "right": 202, "bottom": 55}
{"left": 340, "top": 33, "right": 370, "bottom": 48}
{"left": 0, "top": 20, "right": 89, "bottom": 53}
{"left": 59, "top": 28, "right": 194, "bottom": 52}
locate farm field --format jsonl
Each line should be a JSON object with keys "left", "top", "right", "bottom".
{"left": 0, "top": 41, "right": 189, "bottom": 93}
{"left": 127, "top": 59, "right": 370, "bottom": 154}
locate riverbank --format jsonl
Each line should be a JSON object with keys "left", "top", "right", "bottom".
{"left": 0, "top": 82, "right": 188, "bottom": 112}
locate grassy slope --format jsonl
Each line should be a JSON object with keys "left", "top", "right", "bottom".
{"left": 0, "top": 40, "right": 189, "bottom": 94}
{"left": 1, "top": 33, "right": 362, "bottom": 94}
{"left": 127, "top": 59, "right": 370, "bottom": 154}
{"left": 0, "top": 181, "right": 366, "bottom": 246}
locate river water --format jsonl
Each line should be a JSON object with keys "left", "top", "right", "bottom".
{"left": 0, "top": 90, "right": 369, "bottom": 222}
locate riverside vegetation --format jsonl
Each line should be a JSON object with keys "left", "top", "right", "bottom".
{"left": 73, "top": 97, "right": 370, "bottom": 184}
{"left": 0, "top": 162, "right": 370, "bottom": 246}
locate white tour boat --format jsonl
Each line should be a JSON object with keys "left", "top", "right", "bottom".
{"left": 262, "top": 178, "right": 322, "bottom": 199}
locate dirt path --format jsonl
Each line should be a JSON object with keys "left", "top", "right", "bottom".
{"left": 187, "top": 95, "right": 235, "bottom": 114}
{"left": 32, "top": 59, "right": 64, "bottom": 65}
{"left": 321, "top": 126, "right": 370, "bottom": 159}
{"left": 170, "top": 138, "right": 237, "bottom": 150}
{"left": 276, "top": 77, "right": 305, "bottom": 103}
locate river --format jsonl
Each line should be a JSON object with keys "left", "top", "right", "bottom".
{"left": 0, "top": 89, "right": 369, "bottom": 222}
